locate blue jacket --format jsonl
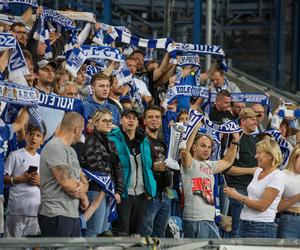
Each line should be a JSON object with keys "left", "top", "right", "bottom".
{"left": 84, "top": 95, "right": 121, "bottom": 125}
{"left": 107, "top": 127, "right": 156, "bottom": 198}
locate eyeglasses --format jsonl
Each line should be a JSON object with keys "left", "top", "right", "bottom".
{"left": 13, "top": 31, "right": 27, "bottom": 36}
{"left": 99, "top": 119, "right": 113, "bottom": 124}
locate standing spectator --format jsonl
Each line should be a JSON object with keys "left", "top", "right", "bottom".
{"left": 209, "top": 69, "right": 241, "bottom": 93}
{"left": 251, "top": 103, "right": 266, "bottom": 132}
{"left": 84, "top": 73, "right": 120, "bottom": 125}
{"left": 225, "top": 107, "right": 260, "bottom": 237}
{"left": 83, "top": 109, "right": 124, "bottom": 236}
{"left": 10, "top": 22, "right": 28, "bottom": 48}
{"left": 180, "top": 117, "right": 240, "bottom": 238}
{"left": 38, "top": 112, "right": 89, "bottom": 237}
{"left": 209, "top": 90, "right": 235, "bottom": 123}
{"left": 231, "top": 102, "right": 246, "bottom": 119}
{"left": 108, "top": 75, "right": 124, "bottom": 114}
{"left": 34, "top": 59, "right": 65, "bottom": 141}
{"left": 224, "top": 138, "right": 284, "bottom": 238}
{"left": 0, "top": 108, "right": 28, "bottom": 235}
{"left": 140, "top": 105, "right": 171, "bottom": 237}
{"left": 108, "top": 109, "right": 156, "bottom": 236}
{"left": 277, "top": 144, "right": 300, "bottom": 239}
{"left": 4, "top": 122, "right": 46, "bottom": 237}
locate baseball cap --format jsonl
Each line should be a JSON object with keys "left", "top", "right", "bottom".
{"left": 121, "top": 109, "right": 139, "bottom": 118}
{"left": 239, "top": 107, "right": 260, "bottom": 119}
{"left": 35, "top": 59, "right": 57, "bottom": 72}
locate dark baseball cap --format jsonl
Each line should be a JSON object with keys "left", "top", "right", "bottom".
{"left": 121, "top": 109, "right": 139, "bottom": 118}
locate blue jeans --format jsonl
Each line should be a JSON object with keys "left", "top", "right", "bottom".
{"left": 228, "top": 188, "right": 247, "bottom": 237}
{"left": 183, "top": 220, "right": 220, "bottom": 239}
{"left": 277, "top": 214, "right": 300, "bottom": 239}
{"left": 86, "top": 191, "right": 110, "bottom": 237}
{"left": 140, "top": 193, "right": 171, "bottom": 237}
{"left": 238, "top": 220, "right": 277, "bottom": 238}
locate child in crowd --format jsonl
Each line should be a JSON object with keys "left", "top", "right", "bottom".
{"left": 4, "top": 122, "right": 46, "bottom": 237}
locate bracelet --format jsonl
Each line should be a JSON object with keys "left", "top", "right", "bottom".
{"left": 11, "top": 177, "right": 15, "bottom": 186}
{"left": 231, "top": 141, "right": 239, "bottom": 146}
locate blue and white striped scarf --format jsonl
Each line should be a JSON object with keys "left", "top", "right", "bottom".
{"left": 34, "top": 7, "right": 75, "bottom": 59}
{"left": 66, "top": 45, "right": 125, "bottom": 77}
{"left": 82, "top": 169, "right": 118, "bottom": 222}
{"left": 0, "top": 0, "right": 38, "bottom": 9}
{"left": 0, "top": 32, "right": 29, "bottom": 78}
{"left": 264, "top": 129, "right": 293, "bottom": 168}
{"left": 0, "top": 79, "right": 86, "bottom": 131}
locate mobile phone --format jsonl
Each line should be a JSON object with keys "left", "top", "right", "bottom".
{"left": 222, "top": 174, "right": 227, "bottom": 186}
{"left": 27, "top": 166, "right": 38, "bottom": 174}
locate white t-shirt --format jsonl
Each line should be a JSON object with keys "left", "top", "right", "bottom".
{"left": 181, "top": 158, "right": 218, "bottom": 221}
{"left": 241, "top": 168, "right": 284, "bottom": 222}
{"left": 134, "top": 78, "right": 152, "bottom": 97}
{"left": 282, "top": 170, "right": 300, "bottom": 208}
{"left": 4, "top": 148, "right": 41, "bottom": 217}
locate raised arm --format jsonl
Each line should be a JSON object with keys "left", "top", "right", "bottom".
{"left": 12, "top": 108, "right": 29, "bottom": 133}
{"left": 153, "top": 52, "right": 170, "bottom": 82}
{"left": 214, "top": 133, "right": 240, "bottom": 173}
{"left": 0, "top": 49, "right": 11, "bottom": 72}
{"left": 180, "top": 118, "right": 203, "bottom": 168}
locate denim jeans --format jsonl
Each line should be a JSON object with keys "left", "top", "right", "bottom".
{"left": 228, "top": 188, "right": 248, "bottom": 237}
{"left": 140, "top": 193, "right": 171, "bottom": 237}
{"left": 238, "top": 220, "right": 277, "bottom": 238}
{"left": 86, "top": 190, "right": 110, "bottom": 237}
{"left": 219, "top": 184, "right": 230, "bottom": 215}
{"left": 277, "top": 214, "right": 300, "bottom": 239}
{"left": 183, "top": 220, "right": 220, "bottom": 239}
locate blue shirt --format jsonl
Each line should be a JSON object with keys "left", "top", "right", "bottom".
{"left": 84, "top": 95, "right": 121, "bottom": 125}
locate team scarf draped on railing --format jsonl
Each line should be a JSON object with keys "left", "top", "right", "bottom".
{"left": 0, "top": 32, "right": 29, "bottom": 78}
{"left": 65, "top": 45, "right": 125, "bottom": 77}
{"left": 82, "top": 169, "right": 118, "bottom": 222}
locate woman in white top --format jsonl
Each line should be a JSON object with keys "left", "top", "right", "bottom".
{"left": 277, "top": 144, "right": 300, "bottom": 239}
{"left": 224, "top": 138, "right": 284, "bottom": 238}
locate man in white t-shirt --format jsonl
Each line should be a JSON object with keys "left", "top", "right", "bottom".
{"left": 180, "top": 117, "right": 240, "bottom": 238}
{"left": 4, "top": 122, "right": 46, "bottom": 237}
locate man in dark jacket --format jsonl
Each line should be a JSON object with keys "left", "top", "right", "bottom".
{"left": 108, "top": 109, "right": 156, "bottom": 236}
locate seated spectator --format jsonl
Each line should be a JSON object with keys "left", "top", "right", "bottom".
{"left": 4, "top": 122, "right": 46, "bottom": 237}
{"left": 224, "top": 138, "right": 284, "bottom": 238}
{"left": 277, "top": 144, "right": 300, "bottom": 239}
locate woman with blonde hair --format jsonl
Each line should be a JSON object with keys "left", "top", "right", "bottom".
{"left": 82, "top": 109, "right": 124, "bottom": 236}
{"left": 277, "top": 144, "right": 300, "bottom": 238}
{"left": 224, "top": 138, "right": 284, "bottom": 238}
